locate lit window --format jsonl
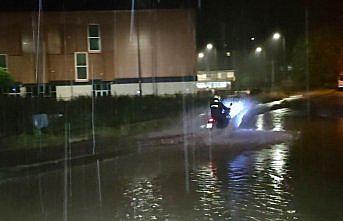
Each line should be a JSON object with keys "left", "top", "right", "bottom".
{"left": 0, "top": 54, "right": 8, "bottom": 71}
{"left": 197, "top": 74, "right": 207, "bottom": 81}
{"left": 75, "top": 52, "right": 88, "bottom": 81}
{"left": 88, "top": 24, "right": 101, "bottom": 52}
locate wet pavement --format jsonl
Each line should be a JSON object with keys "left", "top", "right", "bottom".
{"left": 1, "top": 93, "right": 343, "bottom": 220}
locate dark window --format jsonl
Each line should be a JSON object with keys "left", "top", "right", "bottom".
{"left": 93, "top": 82, "right": 111, "bottom": 97}
{"left": 88, "top": 24, "right": 101, "bottom": 51}
{"left": 75, "top": 53, "right": 88, "bottom": 81}
{"left": 0, "top": 54, "right": 8, "bottom": 71}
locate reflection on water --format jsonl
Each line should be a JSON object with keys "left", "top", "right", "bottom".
{"left": 0, "top": 143, "right": 300, "bottom": 221}
{"left": 119, "top": 178, "right": 167, "bottom": 220}
{"left": 191, "top": 162, "right": 230, "bottom": 220}
{"left": 227, "top": 144, "right": 298, "bottom": 220}
{"left": 270, "top": 145, "right": 287, "bottom": 179}
{"left": 113, "top": 141, "right": 298, "bottom": 220}
{"left": 256, "top": 114, "right": 264, "bottom": 131}
{"left": 256, "top": 108, "right": 290, "bottom": 131}
{"left": 1, "top": 108, "right": 343, "bottom": 220}
{"left": 271, "top": 109, "right": 289, "bottom": 131}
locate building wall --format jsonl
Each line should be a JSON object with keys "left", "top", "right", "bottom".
{"left": 111, "top": 81, "right": 196, "bottom": 97}
{"left": 0, "top": 13, "right": 35, "bottom": 84}
{"left": 0, "top": 10, "right": 196, "bottom": 94}
{"left": 56, "top": 85, "right": 93, "bottom": 100}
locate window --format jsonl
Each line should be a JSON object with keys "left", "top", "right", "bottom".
{"left": 88, "top": 24, "right": 101, "bottom": 52}
{"left": 0, "top": 54, "right": 8, "bottom": 71}
{"left": 93, "top": 83, "right": 111, "bottom": 97}
{"left": 75, "top": 52, "right": 88, "bottom": 81}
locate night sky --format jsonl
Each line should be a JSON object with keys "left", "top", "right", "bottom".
{"left": 0, "top": 0, "right": 341, "bottom": 51}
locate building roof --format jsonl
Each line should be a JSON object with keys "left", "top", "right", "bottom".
{"left": 0, "top": 0, "right": 197, "bottom": 11}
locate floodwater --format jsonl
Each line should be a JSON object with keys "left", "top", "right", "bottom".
{"left": 1, "top": 106, "right": 343, "bottom": 221}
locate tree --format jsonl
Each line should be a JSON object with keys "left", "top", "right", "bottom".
{"left": 291, "top": 26, "right": 343, "bottom": 89}
{"left": 0, "top": 68, "right": 14, "bottom": 92}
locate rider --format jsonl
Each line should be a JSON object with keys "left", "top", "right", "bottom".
{"left": 210, "top": 95, "right": 230, "bottom": 120}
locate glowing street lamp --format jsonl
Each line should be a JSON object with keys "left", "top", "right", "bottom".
{"left": 206, "top": 43, "right": 213, "bottom": 50}
{"left": 255, "top": 47, "right": 262, "bottom": 54}
{"left": 198, "top": 52, "right": 205, "bottom": 58}
{"left": 273, "top": 32, "right": 281, "bottom": 40}
{"left": 250, "top": 37, "right": 255, "bottom": 41}
{"left": 271, "top": 32, "right": 287, "bottom": 90}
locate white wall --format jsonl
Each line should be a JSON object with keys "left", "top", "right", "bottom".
{"left": 142, "top": 83, "right": 155, "bottom": 96}
{"left": 53, "top": 81, "right": 197, "bottom": 100}
{"left": 112, "top": 82, "right": 196, "bottom": 96}
{"left": 56, "top": 85, "right": 92, "bottom": 101}
{"left": 20, "top": 86, "right": 26, "bottom": 97}
{"left": 156, "top": 82, "right": 196, "bottom": 95}
{"left": 111, "top": 83, "right": 139, "bottom": 96}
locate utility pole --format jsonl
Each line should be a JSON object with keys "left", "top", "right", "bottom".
{"left": 304, "top": 2, "right": 311, "bottom": 119}
{"left": 136, "top": 20, "right": 143, "bottom": 96}
{"left": 305, "top": 7, "right": 310, "bottom": 93}
{"left": 130, "top": 0, "right": 142, "bottom": 96}
{"left": 35, "top": 0, "right": 42, "bottom": 96}
{"left": 135, "top": 7, "right": 143, "bottom": 96}
{"left": 282, "top": 36, "right": 287, "bottom": 80}
{"left": 271, "top": 59, "right": 275, "bottom": 91}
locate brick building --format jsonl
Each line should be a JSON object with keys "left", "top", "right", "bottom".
{"left": 0, "top": 9, "right": 197, "bottom": 99}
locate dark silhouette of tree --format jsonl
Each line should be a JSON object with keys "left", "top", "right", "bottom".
{"left": 291, "top": 25, "right": 343, "bottom": 89}
{"left": 0, "top": 68, "right": 14, "bottom": 93}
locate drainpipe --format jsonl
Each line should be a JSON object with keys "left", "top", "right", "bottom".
{"left": 135, "top": 11, "right": 143, "bottom": 96}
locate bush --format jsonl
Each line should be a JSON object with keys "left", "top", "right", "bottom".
{"left": 0, "top": 94, "right": 209, "bottom": 139}
{"left": 0, "top": 68, "right": 14, "bottom": 92}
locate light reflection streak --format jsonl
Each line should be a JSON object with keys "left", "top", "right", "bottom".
{"left": 270, "top": 145, "right": 287, "bottom": 179}
{"left": 254, "top": 108, "right": 290, "bottom": 132}
{"left": 256, "top": 114, "right": 264, "bottom": 130}
{"left": 192, "top": 162, "right": 229, "bottom": 220}
{"left": 226, "top": 143, "right": 298, "bottom": 220}
{"left": 121, "top": 178, "right": 167, "bottom": 220}
{"left": 271, "top": 108, "right": 288, "bottom": 131}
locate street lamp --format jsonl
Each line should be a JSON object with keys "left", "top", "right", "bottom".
{"left": 250, "top": 37, "right": 255, "bottom": 41}
{"left": 254, "top": 46, "right": 267, "bottom": 88}
{"left": 198, "top": 52, "right": 205, "bottom": 59}
{"left": 273, "top": 32, "right": 281, "bottom": 40}
{"left": 226, "top": 51, "right": 231, "bottom": 57}
{"left": 254, "top": 47, "right": 268, "bottom": 88}
{"left": 271, "top": 32, "right": 286, "bottom": 90}
{"left": 255, "top": 47, "right": 262, "bottom": 54}
{"left": 206, "top": 43, "right": 213, "bottom": 50}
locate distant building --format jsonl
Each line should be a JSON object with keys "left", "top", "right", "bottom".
{"left": 196, "top": 70, "right": 235, "bottom": 91}
{"left": 0, "top": 9, "right": 197, "bottom": 99}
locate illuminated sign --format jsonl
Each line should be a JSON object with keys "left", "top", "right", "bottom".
{"left": 196, "top": 82, "right": 230, "bottom": 89}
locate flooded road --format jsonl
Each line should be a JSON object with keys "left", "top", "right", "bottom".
{"left": 1, "top": 104, "right": 343, "bottom": 220}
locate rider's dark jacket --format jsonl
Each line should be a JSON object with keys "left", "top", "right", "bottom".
{"left": 210, "top": 101, "right": 230, "bottom": 119}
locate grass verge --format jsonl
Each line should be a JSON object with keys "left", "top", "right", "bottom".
{"left": 0, "top": 117, "right": 176, "bottom": 151}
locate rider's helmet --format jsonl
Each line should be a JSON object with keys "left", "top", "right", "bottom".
{"left": 212, "top": 95, "right": 221, "bottom": 103}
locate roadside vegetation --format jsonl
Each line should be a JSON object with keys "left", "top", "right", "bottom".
{"left": 291, "top": 25, "right": 343, "bottom": 89}
{"left": 0, "top": 95, "right": 209, "bottom": 151}
{"left": 0, "top": 68, "right": 14, "bottom": 93}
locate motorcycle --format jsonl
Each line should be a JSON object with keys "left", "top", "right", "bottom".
{"left": 206, "top": 109, "right": 231, "bottom": 129}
